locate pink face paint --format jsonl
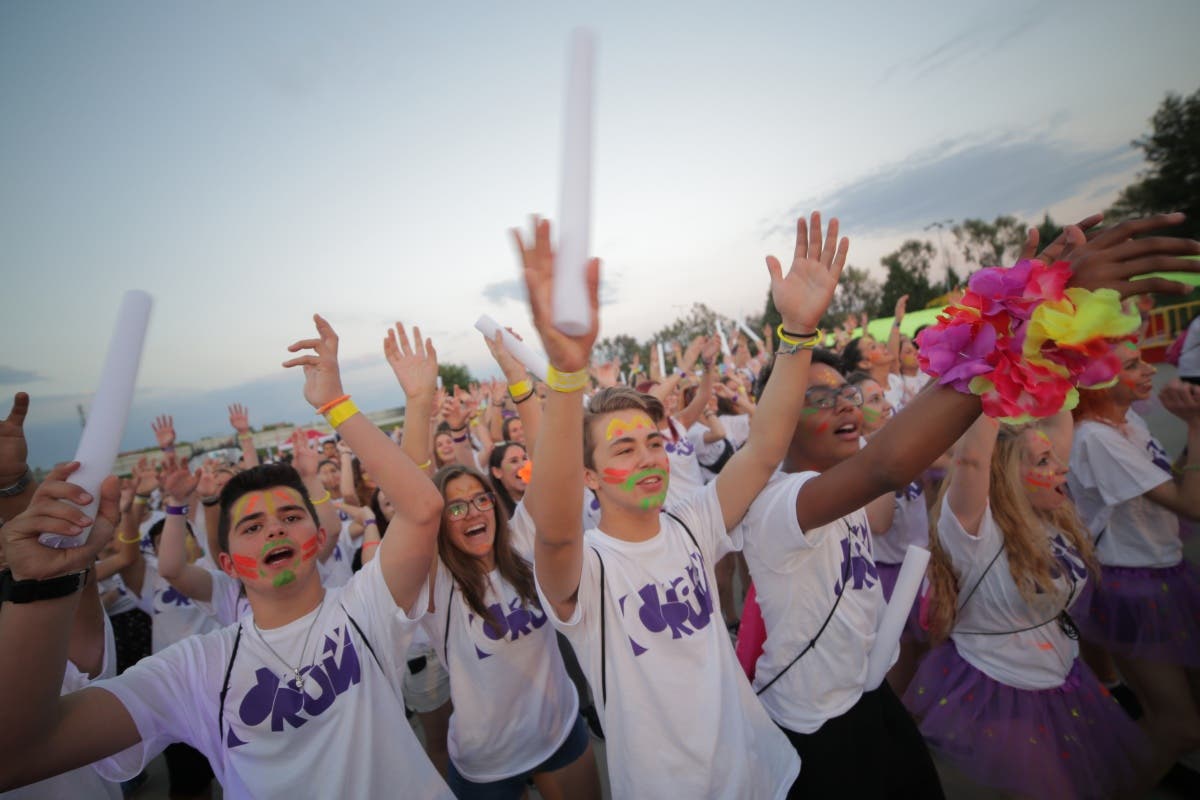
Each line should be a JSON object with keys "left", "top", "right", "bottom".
{"left": 300, "top": 537, "right": 319, "bottom": 561}
{"left": 816, "top": 421, "right": 830, "bottom": 433}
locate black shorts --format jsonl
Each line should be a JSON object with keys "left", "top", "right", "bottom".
{"left": 163, "top": 742, "right": 214, "bottom": 797}
{"left": 780, "top": 683, "right": 944, "bottom": 799}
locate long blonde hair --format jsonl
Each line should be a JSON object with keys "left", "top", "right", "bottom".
{"left": 925, "top": 423, "right": 1098, "bottom": 641}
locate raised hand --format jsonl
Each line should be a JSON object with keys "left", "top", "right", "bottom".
{"left": 442, "top": 390, "right": 469, "bottom": 430}
{"left": 681, "top": 336, "right": 705, "bottom": 373}
{"left": 119, "top": 479, "right": 135, "bottom": 515}
{"left": 591, "top": 358, "right": 619, "bottom": 389}
{"left": 152, "top": 414, "right": 176, "bottom": 450}
{"left": 289, "top": 429, "right": 320, "bottom": 479}
{"left": 160, "top": 455, "right": 200, "bottom": 503}
{"left": 228, "top": 403, "right": 252, "bottom": 434}
{"left": 283, "top": 314, "right": 347, "bottom": 410}
{"left": 0, "top": 392, "right": 30, "bottom": 486}
{"left": 512, "top": 217, "right": 601, "bottom": 373}
{"left": 196, "top": 462, "right": 220, "bottom": 499}
{"left": 700, "top": 335, "right": 720, "bottom": 366}
{"left": 484, "top": 328, "right": 526, "bottom": 382}
{"left": 1160, "top": 379, "right": 1200, "bottom": 426}
{"left": 384, "top": 322, "right": 439, "bottom": 402}
{"left": 766, "top": 212, "right": 850, "bottom": 332}
{"left": 1020, "top": 213, "right": 1105, "bottom": 262}
{"left": 132, "top": 456, "right": 159, "bottom": 495}
{"left": 1060, "top": 212, "right": 1200, "bottom": 297}
{"left": 894, "top": 294, "right": 909, "bottom": 324}
{"left": 2, "top": 462, "right": 119, "bottom": 581}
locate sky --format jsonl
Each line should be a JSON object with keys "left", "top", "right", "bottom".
{"left": 3, "top": 0, "right": 1198, "bottom": 468}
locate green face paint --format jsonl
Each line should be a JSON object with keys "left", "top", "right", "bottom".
{"left": 273, "top": 570, "right": 297, "bottom": 587}
{"left": 639, "top": 491, "right": 668, "bottom": 510}
{"left": 800, "top": 408, "right": 821, "bottom": 417}
{"left": 601, "top": 467, "right": 670, "bottom": 509}
{"left": 862, "top": 406, "right": 881, "bottom": 423}
{"left": 260, "top": 538, "right": 296, "bottom": 558}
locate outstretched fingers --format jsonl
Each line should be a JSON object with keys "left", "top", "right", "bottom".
{"left": 4, "top": 392, "right": 29, "bottom": 428}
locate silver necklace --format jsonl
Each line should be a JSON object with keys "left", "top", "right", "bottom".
{"left": 253, "top": 594, "right": 326, "bottom": 692}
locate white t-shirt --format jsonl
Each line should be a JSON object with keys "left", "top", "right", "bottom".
{"left": 421, "top": 502, "right": 578, "bottom": 781}
{"left": 721, "top": 413, "right": 751, "bottom": 450}
{"left": 885, "top": 372, "right": 926, "bottom": 411}
{"left": 99, "top": 573, "right": 139, "bottom": 616}
{"left": 199, "top": 568, "right": 251, "bottom": 627}
{"left": 940, "top": 496, "right": 1088, "bottom": 690}
{"left": 738, "top": 471, "right": 887, "bottom": 734}
{"left": 317, "top": 520, "right": 356, "bottom": 589}
{"left": 2, "top": 616, "right": 121, "bottom": 800}
{"left": 1069, "top": 413, "right": 1180, "bottom": 567}
{"left": 136, "top": 555, "right": 224, "bottom": 654}
{"left": 686, "top": 421, "right": 731, "bottom": 484}
{"left": 93, "top": 558, "right": 452, "bottom": 799}
{"left": 663, "top": 420, "right": 705, "bottom": 504}
{"left": 872, "top": 480, "right": 929, "bottom": 565}
{"left": 537, "top": 482, "right": 799, "bottom": 800}
{"left": 1178, "top": 315, "right": 1200, "bottom": 378}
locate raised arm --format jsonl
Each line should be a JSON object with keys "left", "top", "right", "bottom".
{"left": 384, "top": 322, "right": 439, "bottom": 475}
{"left": 0, "top": 464, "right": 141, "bottom": 790}
{"left": 155, "top": 455, "right": 215, "bottom": 602}
{"left": 1145, "top": 380, "right": 1200, "bottom": 519}
{"left": 676, "top": 339, "right": 719, "bottom": 430}
{"left": 288, "top": 428, "right": 343, "bottom": 562}
{"left": 945, "top": 416, "right": 1000, "bottom": 536}
{"left": 887, "top": 295, "right": 907, "bottom": 374}
{"left": 0, "top": 393, "right": 34, "bottom": 523}
{"left": 797, "top": 211, "right": 1200, "bottom": 532}
{"left": 484, "top": 329, "right": 544, "bottom": 451}
{"left": 715, "top": 212, "right": 847, "bottom": 530}
{"left": 516, "top": 218, "right": 600, "bottom": 617}
{"left": 284, "top": 314, "right": 443, "bottom": 611}
{"left": 229, "top": 403, "right": 259, "bottom": 468}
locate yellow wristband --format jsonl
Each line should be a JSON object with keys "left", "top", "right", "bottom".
{"left": 118, "top": 532, "right": 142, "bottom": 544}
{"left": 417, "top": 459, "right": 432, "bottom": 470}
{"left": 776, "top": 324, "right": 822, "bottom": 352}
{"left": 133, "top": 496, "right": 149, "bottom": 506}
{"left": 311, "top": 490, "right": 332, "bottom": 505}
{"left": 508, "top": 379, "right": 532, "bottom": 399}
{"left": 546, "top": 365, "right": 589, "bottom": 393}
{"left": 323, "top": 398, "right": 360, "bottom": 429}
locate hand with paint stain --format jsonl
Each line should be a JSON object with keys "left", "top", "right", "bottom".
{"left": 1161, "top": 379, "right": 1200, "bottom": 426}
{"left": 512, "top": 217, "right": 601, "bottom": 373}
{"left": 767, "top": 212, "right": 850, "bottom": 333}
{"left": 1053, "top": 212, "right": 1200, "bottom": 297}
{"left": 283, "top": 314, "right": 347, "bottom": 411}
{"left": 384, "top": 322, "right": 439, "bottom": 404}
{"left": 1, "top": 461, "right": 119, "bottom": 581}
{"left": 151, "top": 414, "right": 176, "bottom": 451}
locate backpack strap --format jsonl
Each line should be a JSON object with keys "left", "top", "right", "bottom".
{"left": 443, "top": 583, "right": 455, "bottom": 668}
{"left": 217, "top": 623, "right": 243, "bottom": 739}
{"left": 340, "top": 603, "right": 385, "bottom": 676}
{"left": 661, "top": 509, "right": 701, "bottom": 552}
{"left": 589, "top": 545, "right": 607, "bottom": 707}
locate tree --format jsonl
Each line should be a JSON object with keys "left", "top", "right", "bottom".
{"left": 952, "top": 215, "right": 1029, "bottom": 270}
{"left": 438, "top": 363, "right": 473, "bottom": 392}
{"left": 651, "top": 302, "right": 724, "bottom": 347}
{"left": 813, "top": 265, "right": 883, "bottom": 328}
{"left": 1108, "top": 88, "right": 1200, "bottom": 240}
{"left": 879, "top": 240, "right": 936, "bottom": 314}
{"left": 594, "top": 334, "right": 648, "bottom": 368}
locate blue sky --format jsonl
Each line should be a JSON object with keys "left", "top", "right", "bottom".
{"left": 3, "top": 0, "right": 1198, "bottom": 467}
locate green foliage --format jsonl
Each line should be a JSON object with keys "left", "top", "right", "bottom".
{"left": 817, "top": 265, "right": 884, "bottom": 328}
{"left": 438, "top": 363, "right": 473, "bottom": 392}
{"left": 1108, "top": 88, "right": 1200, "bottom": 240}
{"left": 879, "top": 240, "right": 936, "bottom": 314}
{"left": 952, "top": 215, "right": 1028, "bottom": 270}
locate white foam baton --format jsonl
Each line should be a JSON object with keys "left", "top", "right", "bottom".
{"left": 474, "top": 315, "right": 550, "bottom": 383}
{"left": 552, "top": 27, "right": 596, "bottom": 336}
{"left": 657, "top": 341, "right": 667, "bottom": 374}
{"left": 715, "top": 323, "right": 732, "bottom": 360}
{"left": 41, "top": 290, "right": 154, "bottom": 549}
{"left": 865, "top": 544, "right": 930, "bottom": 689}
{"left": 738, "top": 319, "right": 764, "bottom": 346}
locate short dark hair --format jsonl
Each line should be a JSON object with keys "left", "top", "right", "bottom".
{"left": 754, "top": 348, "right": 843, "bottom": 401}
{"left": 216, "top": 464, "right": 318, "bottom": 554}
{"left": 147, "top": 517, "right": 194, "bottom": 554}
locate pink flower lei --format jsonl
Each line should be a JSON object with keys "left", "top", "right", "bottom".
{"left": 916, "top": 260, "right": 1140, "bottom": 423}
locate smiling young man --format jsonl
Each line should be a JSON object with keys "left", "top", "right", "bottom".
{"left": 516, "top": 212, "right": 847, "bottom": 798}
{"left": 0, "top": 315, "right": 453, "bottom": 799}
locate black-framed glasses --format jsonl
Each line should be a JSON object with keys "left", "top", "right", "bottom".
{"left": 445, "top": 492, "right": 496, "bottom": 520}
{"left": 804, "top": 384, "right": 863, "bottom": 410}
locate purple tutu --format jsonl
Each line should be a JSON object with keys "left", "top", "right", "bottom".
{"left": 904, "top": 642, "right": 1149, "bottom": 799}
{"left": 1079, "top": 561, "right": 1200, "bottom": 668}
{"left": 876, "top": 561, "right": 927, "bottom": 643}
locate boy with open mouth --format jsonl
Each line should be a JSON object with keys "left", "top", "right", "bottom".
{"left": 0, "top": 315, "right": 453, "bottom": 798}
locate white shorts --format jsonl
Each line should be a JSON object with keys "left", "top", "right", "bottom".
{"left": 403, "top": 643, "right": 450, "bottom": 713}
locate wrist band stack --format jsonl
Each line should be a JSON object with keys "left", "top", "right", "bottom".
{"left": 508, "top": 379, "right": 532, "bottom": 399}
{"left": 318, "top": 395, "right": 359, "bottom": 429}
{"left": 776, "top": 324, "right": 822, "bottom": 356}
{"left": 916, "top": 259, "right": 1141, "bottom": 424}
{"left": 546, "top": 365, "right": 588, "bottom": 393}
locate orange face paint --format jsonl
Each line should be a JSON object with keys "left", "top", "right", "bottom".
{"left": 232, "top": 554, "right": 260, "bottom": 580}
{"left": 300, "top": 536, "right": 320, "bottom": 561}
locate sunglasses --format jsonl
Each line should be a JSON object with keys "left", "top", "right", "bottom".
{"left": 445, "top": 492, "right": 496, "bottom": 520}
{"left": 804, "top": 384, "right": 864, "bottom": 410}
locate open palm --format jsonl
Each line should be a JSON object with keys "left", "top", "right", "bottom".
{"left": 767, "top": 212, "right": 849, "bottom": 332}
{"left": 384, "top": 322, "right": 438, "bottom": 402}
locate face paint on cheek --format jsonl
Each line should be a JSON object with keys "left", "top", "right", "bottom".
{"left": 601, "top": 468, "right": 632, "bottom": 485}
{"left": 273, "top": 570, "right": 297, "bottom": 587}
{"left": 1024, "top": 471, "right": 1056, "bottom": 491}
{"left": 800, "top": 408, "right": 821, "bottom": 417}
{"left": 300, "top": 536, "right": 319, "bottom": 561}
{"left": 862, "top": 407, "right": 881, "bottom": 423}
{"left": 232, "top": 554, "right": 259, "bottom": 580}
{"left": 816, "top": 421, "right": 830, "bottom": 433}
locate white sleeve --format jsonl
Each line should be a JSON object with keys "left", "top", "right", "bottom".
{"left": 737, "top": 472, "right": 818, "bottom": 571}
{"left": 196, "top": 568, "right": 244, "bottom": 626}
{"left": 338, "top": 556, "right": 424, "bottom": 679}
{"left": 1071, "top": 424, "right": 1171, "bottom": 507}
{"left": 535, "top": 543, "right": 602, "bottom": 632}
{"left": 509, "top": 500, "right": 537, "bottom": 560}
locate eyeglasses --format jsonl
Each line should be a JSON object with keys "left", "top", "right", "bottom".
{"left": 804, "top": 384, "right": 864, "bottom": 410}
{"left": 445, "top": 492, "right": 496, "bottom": 520}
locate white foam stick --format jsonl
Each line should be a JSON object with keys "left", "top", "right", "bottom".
{"left": 657, "top": 341, "right": 667, "bottom": 373}
{"left": 474, "top": 315, "right": 550, "bottom": 383}
{"left": 41, "top": 290, "right": 153, "bottom": 549}
{"left": 553, "top": 28, "right": 596, "bottom": 336}
{"left": 738, "top": 319, "right": 764, "bottom": 345}
{"left": 715, "top": 324, "right": 732, "bottom": 359}
{"left": 865, "top": 544, "right": 931, "bottom": 689}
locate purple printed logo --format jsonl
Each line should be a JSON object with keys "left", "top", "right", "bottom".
{"left": 1048, "top": 534, "right": 1088, "bottom": 584}
{"left": 1147, "top": 438, "right": 1172, "bottom": 474}
{"left": 468, "top": 598, "right": 549, "bottom": 659}
{"left": 334, "top": 544, "right": 344, "bottom": 562}
{"left": 896, "top": 481, "right": 923, "bottom": 502}
{"left": 158, "top": 586, "right": 192, "bottom": 608}
{"left": 834, "top": 521, "right": 879, "bottom": 594}
{"left": 230, "top": 625, "right": 361, "bottom": 747}
{"left": 664, "top": 438, "right": 695, "bottom": 457}
{"left": 617, "top": 552, "right": 713, "bottom": 655}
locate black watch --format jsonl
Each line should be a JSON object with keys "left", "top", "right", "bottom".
{"left": 0, "top": 568, "right": 89, "bottom": 605}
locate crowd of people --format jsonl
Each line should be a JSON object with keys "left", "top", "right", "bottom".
{"left": 1, "top": 210, "right": 1199, "bottom": 800}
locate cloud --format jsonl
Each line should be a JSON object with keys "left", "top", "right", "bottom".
{"left": 0, "top": 366, "right": 45, "bottom": 385}
{"left": 481, "top": 278, "right": 526, "bottom": 305}
{"left": 766, "top": 132, "right": 1142, "bottom": 240}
